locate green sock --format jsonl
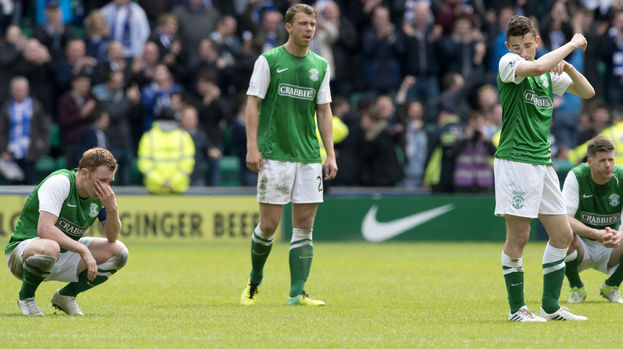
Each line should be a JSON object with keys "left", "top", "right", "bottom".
{"left": 564, "top": 251, "right": 584, "bottom": 288}
{"left": 289, "top": 243, "right": 313, "bottom": 298}
{"left": 542, "top": 244, "right": 567, "bottom": 313}
{"left": 59, "top": 269, "right": 112, "bottom": 297}
{"left": 605, "top": 254, "right": 623, "bottom": 287}
{"left": 19, "top": 254, "right": 56, "bottom": 300}
{"left": 502, "top": 252, "right": 525, "bottom": 313}
{"left": 249, "top": 229, "right": 273, "bottom": 285}
{"left": 503, "top": 270, "right": 525, "bottom": 313}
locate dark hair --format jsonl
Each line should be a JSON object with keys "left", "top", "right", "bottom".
{"left": 197, "top": 69, "right": 217, "bottom": 83}
{"left": 86, "top": 107, "right": 107, "bottom": 124}
{"left": 78, "top": 147, "right": 118, "bottom": 172}
{"left": 506, "top": 15, "right": 536, "bottom": 40}
{"left": 285, "top": 4, "right": 316, "bottom": 24}
{"left": 587, "top": 135, "right": 615, "bottom": 158}
{"left": 72, "top": 71, "right": 91, "bottom": 82}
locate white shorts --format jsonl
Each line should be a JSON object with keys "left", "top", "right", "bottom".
{"left": 494, "top": 158, "right": 566, "bottom": 218}
{"left": 257, "top": 159, "right": 323, "bottom": 204}
{"left": 6, "top": 237, "right": 94, "bottom": 282}
{"left": 577, "top": 236, "right": 618, "bottom": 275}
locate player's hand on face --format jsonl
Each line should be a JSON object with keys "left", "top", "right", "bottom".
{"left": 323, "top": 156, "right": 337, "bottom": 180}
{"left": 80, "top": 249, "right": 98, "bottom": 281}
{"left": 95, "top": 180, "right": 117, "bottom": 211}
{"left": 570, "top": 33, "right": 587, "bottom": 51}
{"left": 246, "top": 148, "right": 263, "bottom": 172}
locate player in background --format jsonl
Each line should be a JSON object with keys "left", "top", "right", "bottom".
{"left": 240, "top": 3, "right": 337, "bottom": 306}
{"left": 562, "top": 135, "right": 623, "bottom": 304}
{"left": 5, "top": 147, "right": 128, "bottom": 316}
{"left": 495, "top": 15, "right": 594, "bottom": 321}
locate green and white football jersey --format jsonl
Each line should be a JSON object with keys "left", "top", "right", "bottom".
{"left": 5, "top": 169, "right": 103, "bottom": 254}
{"left": 247, "top": 45, "right": 331, "bottom": 163}
{"left": 562, "top": 163, "right": 623, "bottom": 230}
{"left": 495, "top": 52, "right": 571, "bottom": 165}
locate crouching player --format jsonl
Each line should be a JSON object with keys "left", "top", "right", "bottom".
{"left": 5, "top": 147, "right": 128, "bottom": 316}
{"left": 562, "top": 135, "right": 623, "bottom": 304}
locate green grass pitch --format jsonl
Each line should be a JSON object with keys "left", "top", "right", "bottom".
{"left": 0, "top": 241, "right": 621, "bottom": 348}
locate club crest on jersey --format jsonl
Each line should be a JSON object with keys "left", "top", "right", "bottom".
{"left": 309, "top": 68, "right": 319, "bottom": 81}
{"left": 539, "top": 75, "right": 549, "bottom": 88}
{"left": 609, "top": 194, "right": 620, "bottom": 207}
{"left": 89, "top": 203, "right": 99, "bottom": 217}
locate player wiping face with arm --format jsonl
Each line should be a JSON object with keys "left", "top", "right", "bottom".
{"left": 504, "top": 31, "right": 594, "bottom": 98}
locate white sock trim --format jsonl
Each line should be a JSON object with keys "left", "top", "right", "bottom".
{"left": 291, "top": 228, "right": 312, "bottom": 243}
{"left": 290, "top": 228, "right": 313, "bottom": 250}
{"left": 252, "top": 225, "right": 274, "bottom": 246}
{"left": 565, "top": 250, "right": 578, "bottom": 263}
{"left": 543, "top": 243, "right": 568, "bottom": 264}
{"left": 501, "top": 251, "right": 523, "bottom": 275}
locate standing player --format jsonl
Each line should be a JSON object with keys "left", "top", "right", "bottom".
{"left": 495, "top": 15, "right": 595, "bottom": 321}
{"left": 5, "top": 147, "right": 128, "bottom": 316}
{"left": 240, "top": 3, "right": 337, "bottom": 306}
{"left": 562, "top": 135, "right": 623, "bottom": 304}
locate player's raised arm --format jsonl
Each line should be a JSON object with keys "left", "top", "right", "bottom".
{"left": 512, "top": 33, "right": 587, "bottom": 77}
{"left": 97, "top": 180, "right": 122, "bottom": 242}
{"left": 563, "top": 61, "right": 595, "bottom": 98}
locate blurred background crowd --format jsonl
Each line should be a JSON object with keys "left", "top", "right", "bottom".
{"left": 0, "top": 0, "right": 620, "bottom": 193}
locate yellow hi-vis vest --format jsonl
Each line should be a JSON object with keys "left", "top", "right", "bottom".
{"left": 316, "top": 116, "right": 349, "bottom": 165}
{"left": 137, "top": 122, "right": 195, "bottom": 194}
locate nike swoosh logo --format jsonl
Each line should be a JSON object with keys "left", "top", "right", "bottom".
{"left": 583, "top": 194, "right": 593, "bottom": 198}
{"left": 511, "top": 283, "right": 523, "bottom": 287}
{"left": 298, "top": 256, "right": 313, "bottom": 259}
{"left": 276, "top": 68, "right": 288, "bottom": 73}
{"left": 251, "top": 249, "right": 267, "bottom": 255}
{"left": 67, "top": 203, "right": 77, "bottom": 208}
{"left": 362, "top": 204, "right": 455, "bottom": 242}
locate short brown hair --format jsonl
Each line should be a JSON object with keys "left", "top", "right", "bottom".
{"left": 506, "top": 15, "right": 537, "bottom": 41}
{"left": 78, "top": 147, "right": 118, "bottom": 172}
{"left": 285, "top": 4, "right": 316, "bottom": 24}
{"left": 157, "top": 13, "right": 177, "bottom": 27}
{"left": 587, "top": 135, "right": 615, "bottom": 158}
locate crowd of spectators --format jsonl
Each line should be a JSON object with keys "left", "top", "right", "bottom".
{"left": 0, "top": 0, "right": 622, "bottom": 192}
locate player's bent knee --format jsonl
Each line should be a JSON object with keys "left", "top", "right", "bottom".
{"left": 109, "top": 245, "right": 129, "bottom": 270}
{"left": 24, "top": 254, "right": 57, "bottom": 275}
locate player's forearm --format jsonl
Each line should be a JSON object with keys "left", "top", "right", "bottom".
{"left": 564, "top": 64, "right": 595, "bottom": 98}
{"left": 522, "top": 42, "right": 577, "bottom": 76}
{"left": 38, "top": 224, "right": 90, "bottom": 254}
{"left": 102, "top": 209, "right": 122, "bottom": 242}
{"left": 245, "top": 99, "right": 260, "bottom": 151}
{"left": 317, "top": 106, "right": 335, "bottom": 159}
{"left": 568, "top": 215, "right": 602, "bottom": 240}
